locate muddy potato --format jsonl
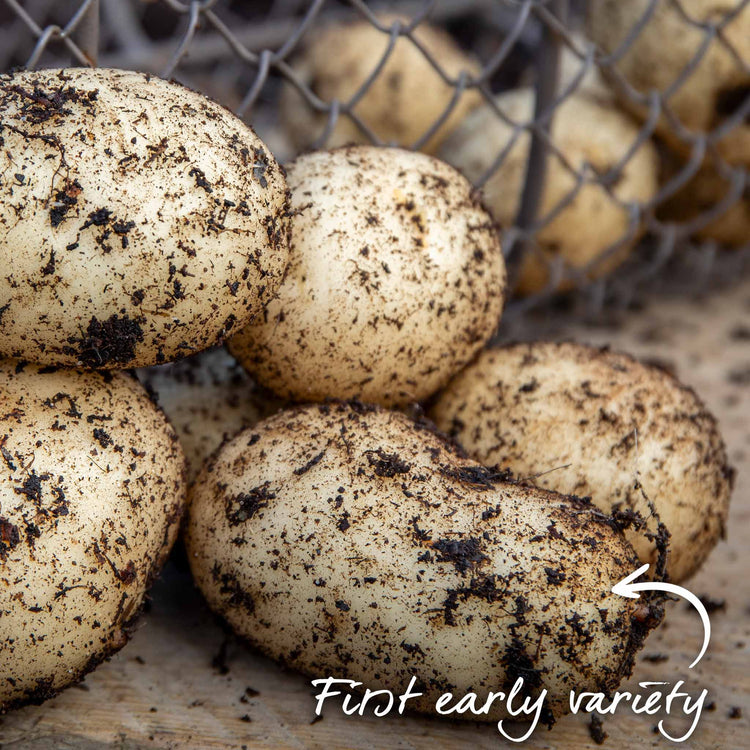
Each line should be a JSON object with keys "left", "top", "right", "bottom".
{"left": 228, "top": 146, "right": 506, "bottom": 407}
{"left": 0, "top": 360, "right": 185, "bottom": 711}
{"left": 280, "top": 15, "right": 481, "bottom": 154}
{"left": 587, "top": 0, "right": 749, "bottom": 165}
{"left": 439, "top": 88, "right": 659, "bottom": 295}
{"left": 186, "top": 402, "right": 657, "bottom": 723}
{"left": 138, "top": 347, "right": 281, "bottom": 482}
{"left": 0, "top": 68, "right": 290, "bottom": 369}
{"left": 431, "top": 343, "right": 734, "bottom": 582}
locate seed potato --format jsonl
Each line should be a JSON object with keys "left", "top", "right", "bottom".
{"left": 430, "top": 343, "right": 734, "bottom": 582}
{"left": 0, "top": 67, "right": 290, "bottom": 369}
{"left": 280, "top": 15, "right": 481, "bottom": 154}
{"left": 439, "top": 88, "right": 659, "bottom": 295}
{"left": 587, "top": 0, "right": 749, "bottom": 165}
{"left": 228, "top": 146, "right": 506, "bottom": 407}
{"left": 186, "top": 402, "right": 657, "bottom": 723}
{"left": 0, "top": 360, "right": 186, "bottom": 711}
{"left": 138, "top": 347, "right": 280, "bottom": 482}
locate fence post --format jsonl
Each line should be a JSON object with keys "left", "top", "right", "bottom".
{"left": 513, "top": 0, "right": 568, "bottom": 247}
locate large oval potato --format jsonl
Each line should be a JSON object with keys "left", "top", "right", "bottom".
{"left": 431, "top": 343, "right": 734, "bottom": 582}
{"left": 186, "top": 402, "right": 656, "bottom": 723}
{"left": 280, "top": 15, "right": 481, "bottom": 154}
{"left": 587, "top": 0, "right": 749, "bottom": 165}
{"left": 228, "top": 146, "right": 506, "bottom": 407}
{"left": 0, "top": 68, "right": 290, "bottom": 369}
{"left": 439, "top": 88, "right": 659, "bottom": 295}
{"left": 0, "top": 360, "right": 186, "bottom": 710}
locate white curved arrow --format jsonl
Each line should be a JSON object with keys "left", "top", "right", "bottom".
{"left": 612, "top": 563, "right": 711, "bottom": 669}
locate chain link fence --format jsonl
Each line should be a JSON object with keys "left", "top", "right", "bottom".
{"left": 1, "top": 0, "right": 748, "bottom": 317}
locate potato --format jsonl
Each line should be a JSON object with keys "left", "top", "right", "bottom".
{"left": 439, "top": 88, "right": 659, "bottom": 295}
{"left": 228, "top": 146, "right": 506, "bottom": 407}
{"left": 587, "top": 0, "right": 749, "bottom": 165}
{"left": 280, "top": 14, "right": 481, "bottom": 154}
{"left": 430, "top": 343, "right": 734, "bottom": 582}
{"left": 186, "top": 402, "right": 658, "bottom": 723}
{"left": 0, "top": 68, "right": 290, "bottom": 369}
{"left": 558, "top": 35, "right": 614, "bottom": 103}
{"left": 657, "top": 155, "right": 749, "bottom": 247}
{"left": 138, "top": 346, "right": 280, "bottom": 482}
{"left": 0, "top": 360, "right": 185, "bottom": 711}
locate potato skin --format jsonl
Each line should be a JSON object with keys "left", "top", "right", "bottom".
{"left": 186, "top": 402, "right": 654, "bottom": 722}
{"left": 439, "top": 88, "right": 659, "bottom": 295}
{"left": 228, "top": 146, "right": 506, "bottom": 407}
{"left": 0, "top": 361, "right": 186, "bottom": 711}
{"left": 280, "top": 15, "right": 481, "bottom": 154}
{"left": 431, "top": 343, "right": 734, "bottom": 582}
{"left": 0, "top": 68, "right": 290, "bottom": 369}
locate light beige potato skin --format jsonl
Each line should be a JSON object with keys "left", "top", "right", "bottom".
{"left": 138, "top": 347, "right": 281, "bottom": 482}
{"left": 280, "top": 15, "right": 481, "bottom": 154}
{"left": 587, "top": 0, "right": 749, "bottom": 165}
{"left": 186, "top": 403, "right": 655, "bottom": 723}
{"left": 431, "top": 343, "right": 734, "bottom": 582}
{"left": 0, "top": 68, "right": 290, "bottom": 369}
{"left": 0, "top": 361, "right": 186, "bottom": 711}
{"left": 439, "top": 88, "right": 659, "bottom": 295}
{"left": 228, "top": 146, "right": 506, "bottom": 407}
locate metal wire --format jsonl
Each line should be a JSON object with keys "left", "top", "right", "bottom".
{"left": 1, "top": 0, "right": 748, "bottom": 317}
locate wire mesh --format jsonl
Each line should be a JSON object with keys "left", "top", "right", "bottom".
{"left": 1, "top": 0, "right": 748, "bottom": 317}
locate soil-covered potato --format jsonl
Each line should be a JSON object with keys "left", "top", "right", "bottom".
{"left": 138, "top": 347, "right": 281, "bottom": 482}
{"left": 186, "top": 402, "right": 658, "bottom": 724}
{"left": 439, "top": 88, "right": 659, "bottom": 295}
{"left": 587, "top": 0, "right": 749, "bottom": 165}
{"left": 0, "top": 360, "right": 186, "bottom": 711}
{"left": 280, "top": 15, "right": 481, "bottom": 154}
{"left": 431, "top": 342, "right": 734, "bottom": 582}
{"left": 228, "top": 146, "right": 506, "bottom": 407}
{"left": 0, "top": 67, "right": 290, "bottom": 369}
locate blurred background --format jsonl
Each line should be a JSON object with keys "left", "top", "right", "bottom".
{"left": 1, "top": 0, "right": 747, "bottom": 323}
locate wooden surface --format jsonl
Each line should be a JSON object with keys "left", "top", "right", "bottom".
{"left": 2, "top": 280, "right": 750, "bottom": 749}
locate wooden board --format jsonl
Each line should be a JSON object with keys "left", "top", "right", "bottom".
{"left": 2, "top": 281, "right": 750, "bottom": 749}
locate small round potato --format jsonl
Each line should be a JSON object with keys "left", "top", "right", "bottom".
{"left": 587, "top": 0, "right": 749, "bottom": 165}
{"left": 430, "top": 343, "right": 734, "bottom": 582}
{"left": 0, "top": 360, "right": 186, "bottom": 711}
{"left": 228, "top": 146, "right": 506, "bottom": 407}
{"left": 138, "top": 347, "right": 280, "bottom": 482}
{"left": 186, "top": 402, "right": 658, "bottom": 724}
{"left": 439, "top": 88, "right": 659, "bottom": 295}
{"left": 0, "top": 67, "right": 290, "bottom": 369}
{"left": 280, "top": 15, "right": 481, "bottom": 154}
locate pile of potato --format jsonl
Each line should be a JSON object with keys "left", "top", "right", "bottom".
{"left": 0, "top": 67, "right": 288, "bottom": 710}
{"left": 0, "top": 53, "right": 733, "bottom": 731}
